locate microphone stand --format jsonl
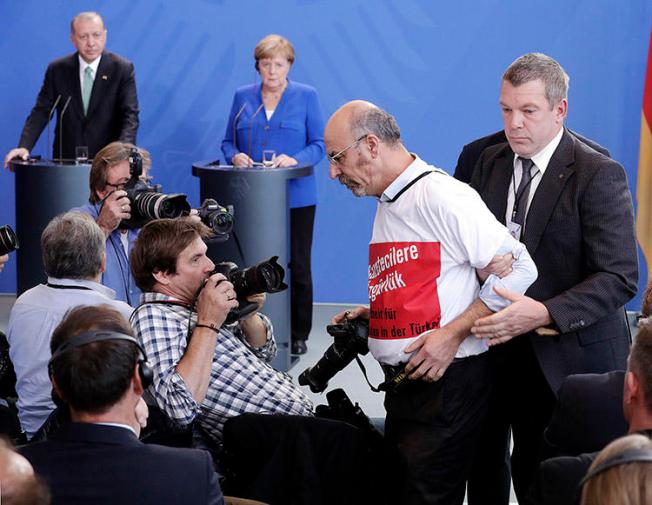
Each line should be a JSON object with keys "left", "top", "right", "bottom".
{"left": 57, "top": 96, "right": 72, "bottom": 162}
{"left": 247, "top": 103, "right": 264, "bottom": 166}
{"left": 232, "top": 103, "right": 246, "bottom": 163}
{"left": 47, "top": 95, "right": 61, "bottom": 160}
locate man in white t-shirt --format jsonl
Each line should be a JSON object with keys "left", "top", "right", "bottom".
{"left": 325, "top": 100, "right": 538, "bottom": 505}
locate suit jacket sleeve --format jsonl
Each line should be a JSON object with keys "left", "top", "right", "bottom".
{"left": 453, "top": 143, "right": 476, "bottom": 183}
{"left": 542, "top": 159, "right": 638, "bottom": 332}
{"left": 18, "top": 62, "right": 58, "bottom": 150}
{"left": 290, "top": 87, "right": 325, "bottom": 166}
{"left": 116, "top": 60, "right": 139, "bottom": 143}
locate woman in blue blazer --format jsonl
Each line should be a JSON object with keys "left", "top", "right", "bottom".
{"left": 222, "top": 34, "right": 325, "bottom": 355}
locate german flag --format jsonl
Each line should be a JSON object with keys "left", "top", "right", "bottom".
{"left": 636, "top": 29, "right": 652, "bottom": 274}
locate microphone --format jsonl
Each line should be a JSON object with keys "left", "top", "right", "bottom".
{"left": 57, "top": 96, "right": 72, "bottom": 162}
{"left": 47, "top": 95, "right": 61, "bottom": 160}
{"left": 247, "top": 103, "right": 264, "bottom": 166}
{"left": 232, "top": 103, "right": 246, "bottom": 164}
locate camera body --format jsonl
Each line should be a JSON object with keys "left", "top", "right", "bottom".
{"left": 197, "top": 199, "right": 234, "bottom": 241}
{"left": 209, "top": 256, "right": 288, "bottom": 324}
{"left": 119, "top": 148, "right": 191, "bottom": 229}
{"left": 118, "top": 149, "right": 233, "bottom": 238}
{"left": 298, "top": 318, "right": 369, "bottom": 393}
{"left": 0, "top": 225, "right": 19, "bottom": 256}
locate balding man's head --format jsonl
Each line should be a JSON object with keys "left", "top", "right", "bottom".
{"left": 0, "top": 440, "right": 50, "bottom": 504}
{"left": 326, "top": 101, "right": 401, "bottom": 150}
{"left": 326, "top": 100, "right": 409, "bottom": 197}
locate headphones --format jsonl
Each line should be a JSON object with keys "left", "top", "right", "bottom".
{"left": 580, "top": 448, "right": 652, "bottom": 485}
{"left": 48, "top": 331, "right": 153, "bottom": 389}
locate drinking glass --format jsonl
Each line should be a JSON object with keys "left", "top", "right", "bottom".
{"left": 262, "top": 150, "right": 276, "bottom": 167}
{"left": 75, "top": 146, "right": 89, "bottom": 163}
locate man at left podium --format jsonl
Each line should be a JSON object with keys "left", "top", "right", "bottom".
{"left": 3, "top": 11, "right": 139, "bottom": 167}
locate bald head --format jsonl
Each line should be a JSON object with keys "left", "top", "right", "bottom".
{"left": 326, "top": 100, "right": 411, "bottom": 197}
{"left": 326, "top": 100, "right": 401, "bottom": 148}
{"left": 0, "top": 440, "right": 49, "bottom": 504}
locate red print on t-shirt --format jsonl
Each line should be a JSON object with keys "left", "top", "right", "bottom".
{"left": 368, "top": 242, "right": 441, "bottom": 340}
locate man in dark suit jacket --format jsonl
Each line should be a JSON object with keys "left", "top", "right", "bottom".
{"left": 20, "top": 305, "right": 224, "bottom": 505}
{"left": 467, "top": 53, "right": 638, "bottom": 505}
{"left": 527, "top": 321, "right": 652, "bottom": 505}
{"left": 4, "top": 11, "right": 138, "bottom": 166}
{"left": 453, "top": 129, "right": 610, "bottom": 183}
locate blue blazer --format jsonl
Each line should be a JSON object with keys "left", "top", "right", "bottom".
{"left": 221, "top": 80, "right": 325, "bottom": 208}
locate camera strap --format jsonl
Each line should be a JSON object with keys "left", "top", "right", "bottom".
{"left": 354, "top": 356, "right": 409, "bottom": 393}
{"left": 354, "top": 356, "right": 382, "bottom": 392}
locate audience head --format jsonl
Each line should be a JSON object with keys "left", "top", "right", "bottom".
{"left": 624, "top": 320, "right": 652, "bottom": 427}
{"left": 41, "top": 211, "right": 105, "bottom": 280}
{"left": 0, "top": 439, "right": 50, "bottom": 505}
{"left": 580, "top": 433, "right": 652, "bottom": 505}
{"left": 500, "top": 53, "right": 568, "bottom": 158}
{"left": 70, "top": 12, "right": 106, "bottom": 64}
{"left": 89, "top": 141, "right": 151, "bottom": 204}
{"left": 325, "top": 100, "right": 402, "bottom": 197}
{"left": 48, "top": 305, "right": 144, "bottom": 415}
{"left": 130, "top": 218, "right": 213, "bottom": 300}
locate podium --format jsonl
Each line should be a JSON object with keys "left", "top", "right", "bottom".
{"left": 192, "top": 162, "right": 313, "bottom": 371}
{"left": 10, "top": 159, "right": 91, "bottom": 295}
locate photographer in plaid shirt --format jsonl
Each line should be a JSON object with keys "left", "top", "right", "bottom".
{"left": 129, "top": 218, "right": 313, "bottom": 444}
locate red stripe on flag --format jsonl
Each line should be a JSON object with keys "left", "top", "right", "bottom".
{"left": 644, "top": 29, "right": 652, "bottom": 127}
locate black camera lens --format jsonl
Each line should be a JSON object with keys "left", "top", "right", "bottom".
{"left": 298, "top": 319, "right": 369, "bottom": 393}
{"left": 228, "top": 256, "right": 287, "bottom": 299}
{"left": 197, "top": 199, "right": 233, "bottom": 238}
{"left": 0, "top": 225, "right": 19, "bottom": 256}
{"left": 133, "top": 192, "right": 190, "bottom": 220}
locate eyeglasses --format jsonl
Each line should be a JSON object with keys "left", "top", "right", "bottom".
{"left": 105, "top": 175, "right": 151, "bottom": 191}
{"left": 327, "top": 134, "right": 368, "bottom": 165}
{"left": 105, "top": 179, "right": 129, "bottom": 191}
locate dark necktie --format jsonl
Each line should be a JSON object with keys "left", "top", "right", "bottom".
{"left": 512, "top": 157, "right": 535, "bottom": 227}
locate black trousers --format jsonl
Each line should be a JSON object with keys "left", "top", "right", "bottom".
{"left": 290, "top": 205, "right": 315, "bottom": 342}
{"left": 384, "top": 352, "right": 491, "bottom": 505}
{"left": 467, "top": 336, "right": 556, "bottom": 505}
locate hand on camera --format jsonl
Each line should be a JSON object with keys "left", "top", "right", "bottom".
{"left": 244, "top": 293, "right": 266, "bottom": 315}
{"left": 232, "top": 153, "right": 254, "bottom": 167}
{"left": 97, "top": 190, "right": 131, "bottom": 236}
{"left": 0, "top": 255, "right": 8, "bottom": 273}
{"left": 331, "top": 305, "right": 370, "bottom": 325}
{"left": 196, "top": 273, "right": 239, "bottom": 329}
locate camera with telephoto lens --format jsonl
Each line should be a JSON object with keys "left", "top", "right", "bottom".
{"left": 118, "top": 148, "right": 234, "bottom": 239}
{"left": 210, "top": 256, "right": 288, "bottom": 324}
{"left": 119, "top": 148, "right": 191, "bottom": 229}
{"left": 298, "top": 318, "right": 369, "bottom": 393}
{"left": 0, "top": 225, "right": 19, "bottom": 256}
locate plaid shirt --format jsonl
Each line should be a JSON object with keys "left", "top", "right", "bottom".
{"left": 131, "top": 292, "right": 314, "bottom": 442}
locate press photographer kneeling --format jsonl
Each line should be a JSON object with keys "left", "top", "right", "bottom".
{"left": 130, "top": 218, "right": 380, "bottom": 504}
